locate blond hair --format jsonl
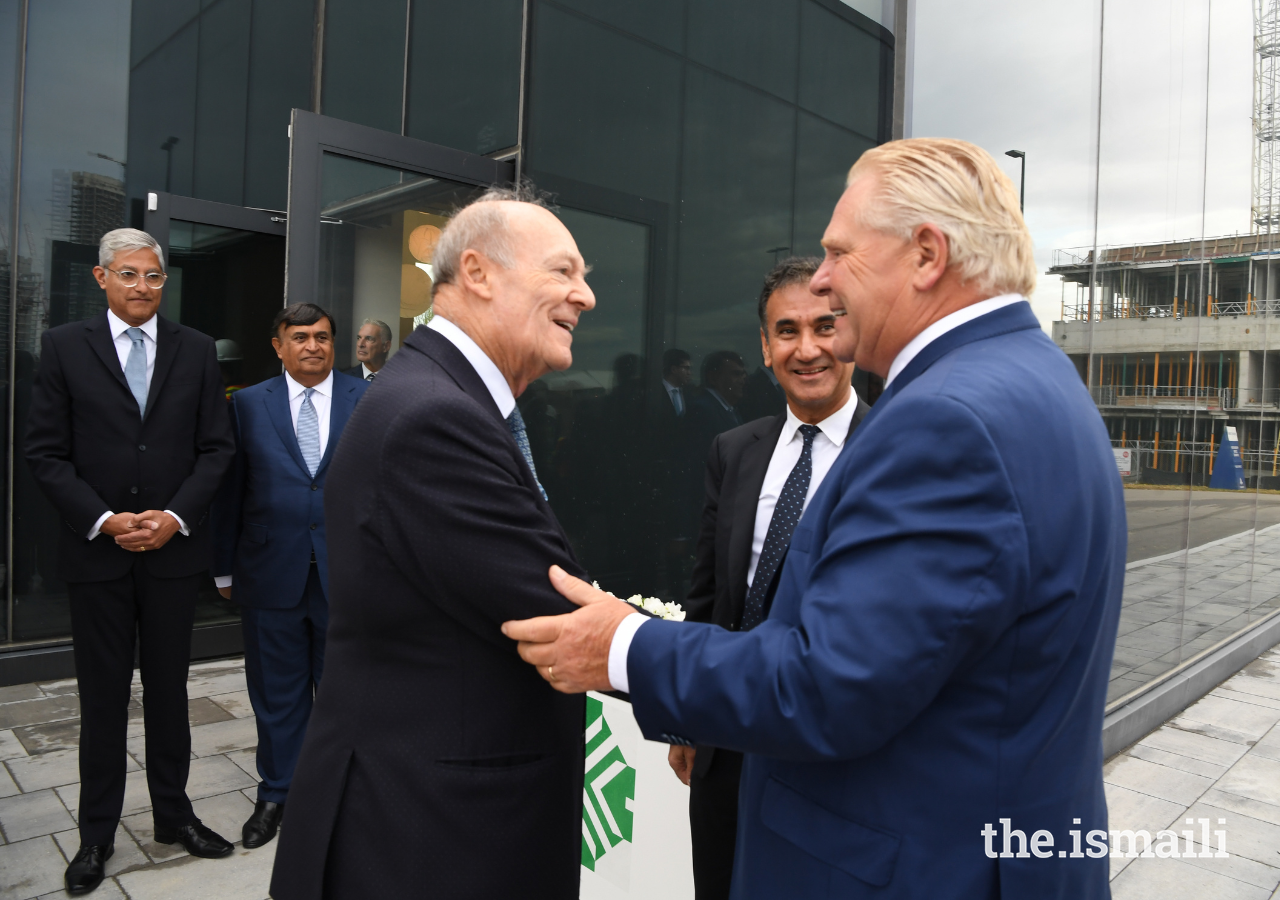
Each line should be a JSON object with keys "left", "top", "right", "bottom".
{"left": 847, "top": 138, "right": 1036, "bottom": 298}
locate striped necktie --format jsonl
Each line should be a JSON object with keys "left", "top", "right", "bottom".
{"left": 124, "top": 327, "right": 148, "bottom": 418}
{"left": 507, "top": 406, "right": 548, "bottom": 501}
{"left": 297, "top": 388, "right": 321, "bottom": 476}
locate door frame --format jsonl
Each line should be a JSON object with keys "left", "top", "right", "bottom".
{"left": 285, "top": 109, "right": 515, "bottom": 306}
{"left": 143, "top": 192, "right": 286, "bottom": 266}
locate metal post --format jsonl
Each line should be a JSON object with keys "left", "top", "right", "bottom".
{"left": 6, "top": 0, "right": 28, "bottom": 644}
{"left": 1005, "top": 150, "right": 1025, "bottom": 213}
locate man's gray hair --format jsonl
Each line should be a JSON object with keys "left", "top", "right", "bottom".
{"left": 362, "top": 318, "right": 392, "bottom": 343}
{"left": 431, "top": 182, "right": 551, "bottom": 298}
{"left": 99, "top": 227, "right": 165, "bottom": 270}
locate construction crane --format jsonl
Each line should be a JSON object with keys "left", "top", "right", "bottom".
{"left": 1254, "top": 0, "right": 1280, "bottom": 231}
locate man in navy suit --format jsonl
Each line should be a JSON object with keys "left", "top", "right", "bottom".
{"left": 213, "top": 302, "right": 367, "bottom": 850}
{"left": 505, "top": 139, "right": 1125, "bottom": 899}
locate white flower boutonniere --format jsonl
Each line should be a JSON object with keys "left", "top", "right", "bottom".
{"left": 592, "top": 582, "right": 687, "bottom": 622}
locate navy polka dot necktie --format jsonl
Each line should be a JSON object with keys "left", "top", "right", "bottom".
{"left": 741, "top": 424, "right": 820, "bottom": 631}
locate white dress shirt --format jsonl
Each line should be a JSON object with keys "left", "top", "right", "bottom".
{"left": 885, "top": 294, "right": 1025, "bottom": 387}
{"left": 428, "top": 315, "right": 516, "bottom": 417}
{"left": 285, "top": 369, "right": 334, "bottom": 460}
{"left": 746, "top": 390, "right": 858, "bottom": 586}
{"left": 360, "top": 362, "right": 378, "bottom": 381}
{"left": 88, "top": 310, "right": 187, "bottom": 541}
{"left": 607, "top": 295, "right": 1029, "bottom": 694}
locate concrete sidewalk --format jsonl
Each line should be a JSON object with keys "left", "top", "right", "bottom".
{"left": 0, "top": 658, "right": 271, "bottom": 900}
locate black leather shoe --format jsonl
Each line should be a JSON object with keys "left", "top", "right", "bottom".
{"left": 242, "top": 800, "right": 285, "bottom": 849}
{"left": 65, "top": 843, "right": 113, "bottom": 895}
{"left": 152, "top": 820, "right": 234, "bottom": 858}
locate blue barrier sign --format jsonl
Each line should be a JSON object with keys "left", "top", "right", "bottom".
{"left": 1209, "top": 426, "right": 1245, "bottom": 491}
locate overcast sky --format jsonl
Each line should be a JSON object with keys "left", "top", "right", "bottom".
{"left": 910, "top": 0, "right": 1253, "bottom": 328}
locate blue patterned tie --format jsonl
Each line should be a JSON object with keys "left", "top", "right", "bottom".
{"left": 124, "top": 327, "right": 148, "bottom": 418}
{"left": 507, "top": 406, "right": 548, "bottom": 500}
{"left": 741, "top": 424, "right": 821, "bottom": 630}
{"left": 297, "top": 388, "right": 321, "bottom": 476}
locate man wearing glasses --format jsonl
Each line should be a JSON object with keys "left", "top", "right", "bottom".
{"left": 25, "top": 228, "right": 236, "bottom": 894}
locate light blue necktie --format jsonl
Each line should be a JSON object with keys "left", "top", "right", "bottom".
{"left": 297, "top": 388, "right": 321, "bottom": 477}
{"left": 670, "top": 386, "right": 683, "bottom": 416}
{"left": 124, "top": 327, "right": 148, "bottom": 418}
{"left": 507, "top": 406, "right": 548, "bottom": 500}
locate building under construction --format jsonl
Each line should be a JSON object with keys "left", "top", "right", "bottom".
{"left": 1049, "top": 234, "right": 1280, "bottom": 485}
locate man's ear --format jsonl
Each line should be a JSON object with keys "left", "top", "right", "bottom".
{"left": 457, "top": 248, "right": 494, "bottom": 300}
{"left": 760, "top": 328, "right": 773, "bottom": 368}
{"left": 911, "top": 223, "right": 950, "bottom": 293}
{"left": 270, "top": 336, "right": 284, "bottom": 361}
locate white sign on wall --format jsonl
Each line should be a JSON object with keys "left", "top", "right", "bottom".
{"left": 1113, "top": 447, "right": 1132, "bottom": 475}
{"left": 581, "top": 692, "right": 695, "bottom": 899}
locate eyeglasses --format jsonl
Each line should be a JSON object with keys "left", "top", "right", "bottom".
{"left": 106, "top": 267, "right": 168, "bottom": 289}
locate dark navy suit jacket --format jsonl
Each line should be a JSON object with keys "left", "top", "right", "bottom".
{"left": 628, "top": 302, "right": 1126, "bottom": 899}
{"left": 213, "top": 371, "right": 367, "bottom": 609}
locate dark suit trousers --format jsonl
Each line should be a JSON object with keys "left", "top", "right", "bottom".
{"left": 69, "top": 563, "right": 199, "bottom": 846}
{"left": 689, "top": 748, "right": 743, "bottom": 900}
{"left": 242, "top": 563, "right": 328, "bottom": 804}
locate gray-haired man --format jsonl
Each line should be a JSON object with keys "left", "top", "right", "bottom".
{"left": 344, "top": 318, "right": 392, "bottom": 381}
{"left": 24, "top": 228, "right": 237, "bottom": 894}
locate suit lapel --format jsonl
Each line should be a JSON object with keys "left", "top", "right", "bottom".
{"left": 143, "top": 317, "right": 181, "bottom": 422}
{"left": 727, "top": 414, "right": 787, "bottom": 617}
{"left": 263, "top": 376, "right": 311, "bottom": 478}
{"left": 316, "top": 377, "right": 358, "bottom": 476}
{"left": 84, "top": 313, "right": 130, "bottom": 394}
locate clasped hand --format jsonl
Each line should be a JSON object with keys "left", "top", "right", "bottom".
{"left": 501, "top": 565, "right": 638, "bottom": 694}
{"left": 102, "top": 510, "right": 180, "bottom": 552}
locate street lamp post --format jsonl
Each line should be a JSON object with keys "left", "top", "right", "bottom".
{"left": 1005, "top": 150, "right": 1025, "bottom": 213}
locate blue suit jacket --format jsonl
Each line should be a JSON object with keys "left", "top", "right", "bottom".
{"left": 628, "top": 302, "right": 1125, "bottom": 899}
{"left": 213, "top": 372, "right": 368, "bottom": 609}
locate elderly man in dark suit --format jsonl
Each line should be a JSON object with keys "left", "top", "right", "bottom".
{"left": 271, "top": 185, "right": 596, "bottom": 900}
{"left": 213, "top": 303, "right": 367, "bottom": 851}
{"left": 342, "top": 318, "right": 392, "bottom": 381}
{"left": 25, "top": 228, "right": 237, "bottom": 895}
{"left": 671, "top": 256, "right": 868, "bottom": 900}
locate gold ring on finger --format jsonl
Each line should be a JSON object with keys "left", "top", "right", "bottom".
{"left": 548, "top": 666, "right": 556, "bottom": 682}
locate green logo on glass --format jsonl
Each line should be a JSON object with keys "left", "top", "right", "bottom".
{"left": 581, "top": 696, "right": 636, "bottom": 870}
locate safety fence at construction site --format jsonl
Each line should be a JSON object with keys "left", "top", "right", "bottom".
{"left": 1116, "top": 438, "right": 1280, "bottom": 478}
{"left": 1090, "top": 385, "right": 1235, "bottom": 410}
{"left": 1061, "top": 296, "right": 1280, "bottom": 322}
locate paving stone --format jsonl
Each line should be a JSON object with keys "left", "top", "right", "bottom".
{"left": 1178, "top": 801, "right": 1280, "bottom": 871}
{"left": 0, "top": 684, "right": 43, "bottom": 704}
{"left": 1228, "top": 675, "right": 1280, "bottom": 702}
{"left": 34, "top": 679, "right": 78, "bottom": 697}
{"left": 8, "top": 748, "right": 138, "bottom": 794}
{"left": 13, "top": 720, "right": 80, "bottom": 755}
{"left": 191, "top": 790, "right": 255, "bottom": 843}
{"left": 188, "top": 697, "right": 235, "bottom": 728}
{"left": 0, "top": 789, "right": 76, "bottom": 843}
{"left": 53, "top": 825, "right": 151, "bottom": 877}
{"left": 186, "top": 755, "right": 256, "bottom": 802}
{"left": 1128, "top": 743, "right": 1228, "bottom": 780}
{"left": 1104, "top": 755, "right": 1215, "bottom": 807}
{"left": 0, "top": 696, "right": 80, "bottom": 731}
{"left": 184, "top": 668, "right": 249, "bottom": 701}
{"left": 1218, "top": 755, "right": 1280, "bottom": 809}
{"left": 1111, "top": 854, "right": 1272, "bottom": 900}
{"left": 188, "top": 717, "right": 258, "bottom": 758}
{"left": 116, "top": 838, "right": 275, "bottom": 900}
{"left": 0, "top": 764, "right": 18, "bottom": 800}
{"left": 1170, "top": 716, "right": 1261, "bottom": 747}
{"left": 0, "top": 730, "right": 28, "bottom": 762}
{"left": 36, "top": 880, "right": 126, "bottom": 899}
{"left": 1251, "top": 726, "right": 1280, "bottom": 763}
{"left": 1219, "top": 688, "right": 1280, "bottom": 712}
{"left": 0, "top": 836, "right": 69, "bottom": 900}
{"left": 209, "top": 691, "right": 255, "bottom": 719}
{"left": 120, "top": 811, "right": 188, "bottom": 865}
{"left": 1144, "top": 725, "right": 1252, "bottom": 767}
{"left": 1179, "top": 696, "right": 1280, "bottom": 741}
{"left": 225, "top": 748, "right": 259, "bottom": 782}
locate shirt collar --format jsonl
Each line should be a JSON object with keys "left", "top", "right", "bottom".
{"left": 661, "top": 379, "right": 680, "bottom": 394}
{"left": 107, "top": 308, "right": 158, "bottom": 342}
{"left": 284, "top": 369, "right": 334, "bottom": 399}
{"left": 427, "top": 315, "right": 516, "bottom": 418}
{"left": 781, "top": 388, "right": 858, "bottom": 449}
{"left": 885, "top": 294, "right": 1024, "bottom": 387}
{"left": 707, "top": 389, "right": 734, "bottom": 412}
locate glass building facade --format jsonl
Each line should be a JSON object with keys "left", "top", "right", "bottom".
{"left": 0, "top": 1, "right": 894, "bottom": 650}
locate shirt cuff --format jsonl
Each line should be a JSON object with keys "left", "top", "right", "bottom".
{"left": 164, "top": 510, "right": 190, "bottom": 536}
{"left": 214, "top": 575, "right": 233, "bottom": 589}
{"left": 607, "top": 612, "right": 649, "bottom": 694}
{"left": 87, "top": 511, "right": 113, "bottom": 541}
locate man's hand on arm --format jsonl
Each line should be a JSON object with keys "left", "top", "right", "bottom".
{"left": 501, "top": 565, "right": 639, "bottom": 694}
{"left": 668, "top": 745, "right": 696, "bottom": 786}
{"left": 113, "top": 511, "right": 181, "bottom": 552}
